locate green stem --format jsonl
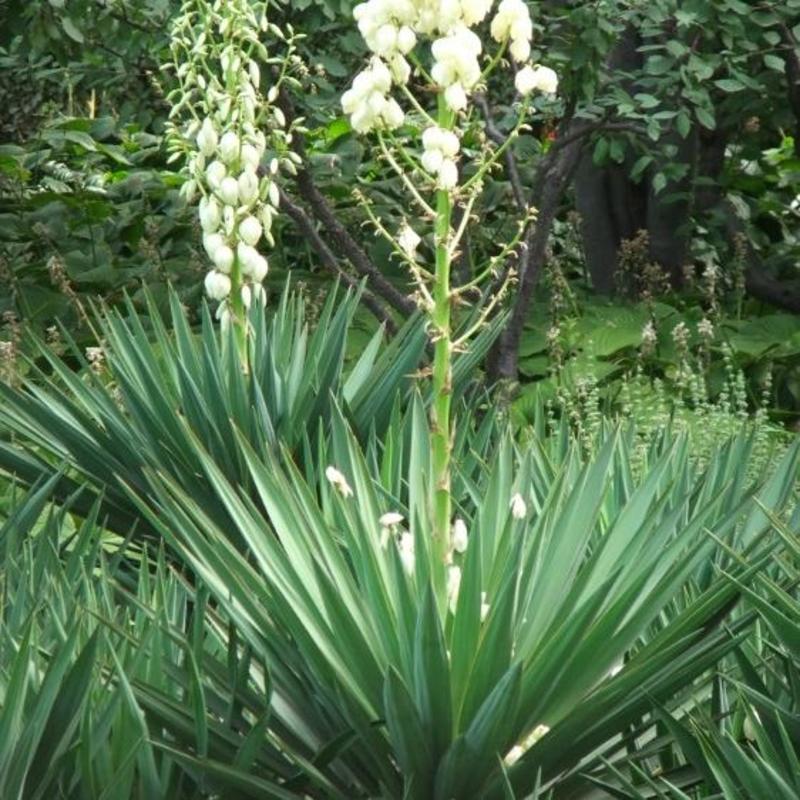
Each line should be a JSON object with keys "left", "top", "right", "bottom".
{"left": 431, "top": 97, "right": 454, "bottom": 566}
{"left": 229, "top": 253, "right": 249, "bottom": 371}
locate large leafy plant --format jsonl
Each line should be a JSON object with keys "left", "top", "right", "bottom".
{"left": 127, "top": 398, "right": 799, "bottom": 798}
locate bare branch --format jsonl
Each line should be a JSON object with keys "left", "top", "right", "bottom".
{"left": 279, "top": 188, "right": 398, "bottom": 332}
{"left": 473, "top": 93, "right": 526, "bottom": 210}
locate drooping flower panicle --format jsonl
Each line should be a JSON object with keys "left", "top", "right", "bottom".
{"left": 167, "top": 0, "right": 300, "bottom": 323}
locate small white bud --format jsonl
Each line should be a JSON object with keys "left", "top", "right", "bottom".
{"left": 196, "top": 117, "right": 218, "bottom": 157}
{"left": 204, "top": 270, "right": 231, "bottom": 300}
{"left": 250, "top": 254, "right": 268, "bottom": 282}
{"left": 451, "top": 518, "right": 468, "bottom": 553}
{"left": 205, "top": 160, "right": 226, "bottom": 189}
{"left": 444, "top": 82, "right": 468, "bottom": 112}
{"left": 438, "top": 159, "right": 458, "bottom": 190}
{"left": 199, "top": 195, "right": 221, "bottom": 232}
{"left": 219, "top": 131, "right": 241, "bottom": 164}
{"left": 240, "top": 283, "right": 252, "bottom": 309}
{"left": 439, "top": 130, "right": 460, "bottom": 157}
{"left": 421, "top": 148, "right": 444, "bottom": 174}
{"left": 397, "top": 26, "right": 416, "bottom": 54}
{"left": 239, "top": 215, "right": 263, "bottom": 246}
{"left": 240, "top": 143, "right": 261, "bottom": 171}
{"left": 510, "top": 493, "right": 527, "bottom": 520}
{"left": 212, "top": 244, "right": 234, "bottom": 273}
{"left": 268, "top": 181, "right": 280, "bottom": 208}
{"left": 237, "top": 170, "right": 260, "bottom": 205}
{"left": 218, "top": 176, "right": 240, "bottom": 206}
{"left": 447, "top": 565, "right": 462, "bottom": 613}
{"left": 398, "top": 532, "right": 415, "bottom": 575}
{"left": 514, "top": 65, "right": 537, "bottom": 96}
{"left": 248, "top": 60, "right": 261, "bottom": 89}
{"left": 203, "top": 232, "right": 225, "bottom": 258}
{"left": 325, "top": 466, "right": 353, "bottom": 498}
{"left": 379, "top": 512, "right": 404, "bottom": 527}
{"left": 237, "top": 242, "right": 260, "bottom": 276}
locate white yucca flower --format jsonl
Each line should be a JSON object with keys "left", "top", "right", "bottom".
{"left": 510, "top": 492, "right": 527, "bottom": 519}
{"left": 398, "top": 531, "right": 415, "bottom": 574}
{"left": 325, "top": 466, "right": 354, "bottom": 498}
{"left": 451, "top": 518, "right": 468, "bottom": 553}
{"left": 447, "top": 565, "right": 462, "bottom": 612}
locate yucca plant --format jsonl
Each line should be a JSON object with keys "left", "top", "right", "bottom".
{"left": 0, "top": 477, "right": 285, "bottom": 799}
{"left": 0, "top": 282, "right": 497, "bottom": 540}
{"left": 116, "top": 395, "right": 799, "bottom": 799}
{"left": 594, "top": 502, "right": 800, "bottom": 800}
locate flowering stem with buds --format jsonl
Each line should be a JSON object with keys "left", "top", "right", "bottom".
{"left": 340, "top": 0, "right": 559, "bottom": 595}
{"left": 431, "top": 98, "right": 455, "bottom": 563}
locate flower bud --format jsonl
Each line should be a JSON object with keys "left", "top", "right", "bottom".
{"left": 239, "top": 215, "right": 262, "bottom": 246}
{"left": 196, "top": 117, "right": 218, "bottom": 157}
{"left": 383, "top": 98, "right": 404, "bottom": 129}
{"left": 397, "top": 26, "right": 416, "bottom": 54}
{"left": 438, "top": 159, "right": 458, "bottom": 190}
{"left": 447, "top": 565, "right": 462, "bottom": 612}
{"left": 250, "top": 254, "right": 268, "bottom": 282}
{"left": 240, "top": 283, "right": 252, "bottom": 308}
{"left": 451, "top": 519, "right": 468, "bottom": 553}
{"left": 199, "top": 195, "right": 221, "bottom": 232}
{"left": 218, "top": 176, "right": 240, "bottom": 206}
{"left": 531, "top": 65, "right": 558, "bottom": 95}
{"left": 440, "top": 130, "right": 460, "bottom": 157}
{"left": 240, "top": 143, "right": 261, "bottom": 171}
{"left": 252, "top": 283, "right": 266, "bottom": 303}
{"left": 421, "top": 148, "right": 444, "bottom": 174}
{"left": 179, "top": 179, "right": 198, "bottom": 203}
{"left": 375, "top": 24, "right": 397, "bottom": 55}
{"left": 204, "top": 270, "right": 231, "bottom": 300}
{"left": 203, "top": 232, "right": 224, "bottom": 258}
{"left": 510, "top": 493, "right": 527, "bottom": 520}
{"left": 422, "top": 126, "right": 444, "bottom": 152}
{"left": 219, "top": 131, "right": 240, "bottom": 164}
{"left": 237, "top": 242, "right": 260, "bottom": 275}
{"left": 237, "top": 170, "right": 260, "bottom": 205}
{"left": 260, "top": 205, "right": 274, "bottom": 232}
{"left": 514, "top": 65, "right": 537, "bottom": 96}
{"left": 444, "top": 82, "right": 468, "bottom": 111}
{"left": 212, "top": 245, "right": 234, "bottom": 273}
{"left": 509, "top": 37, "right": 531, "bottom": 63}
{"left": 248, "top": 59, "right": 261, "bottom": 88}
{"left": 205, "top": 160, "right": 226, "bottom": 189}
{"left": 268, "top": 181, "right": 280, "bottom": 208}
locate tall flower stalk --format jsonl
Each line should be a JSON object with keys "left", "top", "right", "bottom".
{"left": 166, "top": 0, "right": 300, "bottom": 367}
{"left": 343, "top": 0, "right": 558, "bottom": 570}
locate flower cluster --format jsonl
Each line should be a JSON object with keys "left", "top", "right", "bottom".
{"left": 421, "top": 126, "right": 460, "bottom": 189}
{"left": 430, "top": 26, "right": 482, "bottom": 112}
{"left": 341, "top": 58, "right": 404, "bottom": 133}
{"left": 489, "top": 0, "right": 532, "bottom": 62}
{"left": 167, "top": 0, "right": 299, "bottom": 323}
{"left": 196, "top": 121, "right": 275, "bottom": 311}
{"left": 515, "top": 63, "right": 558, "bottom": 96}
{"left": 343, "top": 0, "right": 555, "bottom": 140}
